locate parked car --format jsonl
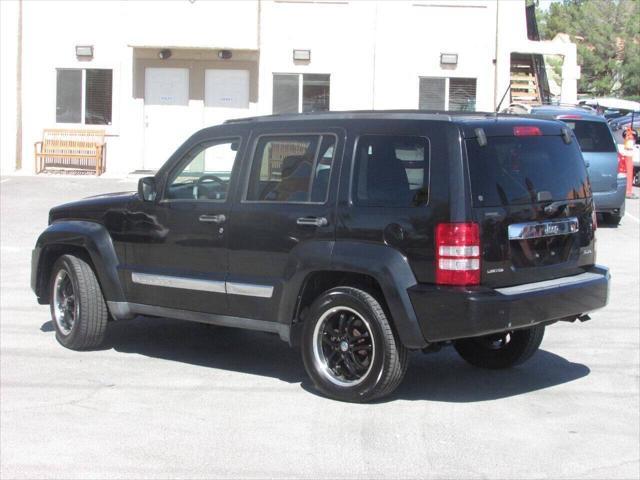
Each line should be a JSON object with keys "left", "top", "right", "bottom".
{"left": 31, "top": 111, "right": 610, "bottom": 402}
{"left": 611, "top": 117, "right": 640, "bottom": 147}
{"left": 509, "top": 105, "right": 627, "bottom": 225}
{"left": 608, "top": 112, "right": 639, "bottom": 128}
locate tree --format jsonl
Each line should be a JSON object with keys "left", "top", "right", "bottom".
{"left": 537, "top": 0, "right": 640, "bottom": 98}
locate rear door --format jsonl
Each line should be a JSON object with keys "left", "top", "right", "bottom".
{"left": 336, "top": 120, "right": 452, "bottom": 284}
{"left": 465, "top": 127, "right": 597, "bottom": 288}
{"left": 561, "top": 119, "right": 618, "bottom": 193}
{"left": 226, "top": 126, "right": 343, "bottom": 322}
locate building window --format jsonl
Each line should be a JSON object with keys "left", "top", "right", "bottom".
{"left": 273, "top": 74, "right": 330, "bottom": 114}
{"left": 56, "top": 68, "right": 113, "bottom": 125}
{"left": 419, "top": 77, "right": 476, "bottom": 112}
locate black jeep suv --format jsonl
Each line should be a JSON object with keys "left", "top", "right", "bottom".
{"left": 32, "top": 111, "right": 610, "bottom": 402}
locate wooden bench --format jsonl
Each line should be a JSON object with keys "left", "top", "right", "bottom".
{"left": 35, "top": 129, "right": 106, "bottom": 175}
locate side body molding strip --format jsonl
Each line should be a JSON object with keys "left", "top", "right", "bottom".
{"left": 131, "top": 272, "right": 273, "bottom": 298}
{"left": 131, "top": 272, "right": 225, "bottom": 293}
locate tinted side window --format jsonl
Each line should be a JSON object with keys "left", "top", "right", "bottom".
{"left": 245, "top": 135, "right": 336, "bottom": 203}
{"left": 562, "top": 120, "right": 616, "bottom": 153}
{"left": 352, "top": 135, "right": 430, "bottom": 207}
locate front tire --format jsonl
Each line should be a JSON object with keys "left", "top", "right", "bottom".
{"left": 454, "top": 325, "right": 545, "bottom": 369}
{"left": 50, "top": 254, "right": 108, "bottom": 350}
{"left": 301, "top": 287, "right": 408, "bottom": 402}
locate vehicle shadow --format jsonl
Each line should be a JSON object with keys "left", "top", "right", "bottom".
{"left": 384, "top": 347, "right": 590, "bottom": 403}
{"left": 40, "top": 317, "right": 590, "bottom": 402}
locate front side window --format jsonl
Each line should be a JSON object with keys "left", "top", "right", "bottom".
{"left": 246, "top": 135, "right": 336, "bottom": 203}
{"left": 353, "top": 135, "right": 430, "bottom": 207}
{"left": 273, "top": 74, "right": 331, "bottom": 114}
{"left": 56, "top": 68, "right": 113, "bottom": 125}
{"left": 166, "top": 139, "right": 239, "bottom": 201}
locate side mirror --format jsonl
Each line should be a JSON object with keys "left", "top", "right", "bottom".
{"left": 138, "top": 176, "right": 157, "bottom": 202}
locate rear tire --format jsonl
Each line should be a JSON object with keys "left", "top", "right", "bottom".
{"left": 604, "top": 212, "right": 622, "bottom": 226}
{"left": 50, "top": 254, "right": 108, "bottom": 350}
{"left": 301, "top": 287, "right": 408, "bottom": 402}
{"left": 454, "top": 325, "right": 545, "bottom": 369}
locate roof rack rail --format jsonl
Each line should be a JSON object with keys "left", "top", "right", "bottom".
{"left": 223, "top": 109, "right": 518, "bottom": 125}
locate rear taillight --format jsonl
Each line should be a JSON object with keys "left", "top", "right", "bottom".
{"left": 617, "top": 152, "right": 627, "bottom": 178}
{"left": 435, "top": 223, "right": 481, "bottom": 286}
{"left": 513, "top": 126, "right": 542, "bottom": 136}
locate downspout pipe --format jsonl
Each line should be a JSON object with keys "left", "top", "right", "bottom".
{"left": 15, "top": 0, "right": 23, "bottom": 171}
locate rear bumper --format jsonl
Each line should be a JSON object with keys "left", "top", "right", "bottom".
{"left": 593, "top": 180, "right": 625, "bottom": 212}
{"left": 409, "top": 265, "right": 610, "bottom": 343}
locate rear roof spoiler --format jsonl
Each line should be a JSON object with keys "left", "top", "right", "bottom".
{"left": 469, "top": 124, "right": 573, "bottom": 146}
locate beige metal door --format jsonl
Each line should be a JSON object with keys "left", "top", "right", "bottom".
{"left": 203, "top": 69, "right": 250, "bottom": 127}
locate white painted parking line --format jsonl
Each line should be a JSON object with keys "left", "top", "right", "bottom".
{"left": 0, "top": 246, "right": 26, "bottom": 252}
{"left": 625, "top": 212, "right": 639, "bottom": 223}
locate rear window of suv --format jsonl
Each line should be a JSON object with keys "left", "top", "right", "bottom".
{"left": 466, "top": 135, "right": 590, "bottom": 207}
{"left": 561, "top": 120, "right": 616, "bottom": 153}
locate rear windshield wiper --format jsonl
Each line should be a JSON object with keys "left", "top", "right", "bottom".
{"left": 543, "top": 199, "right": 585, "bottom": 214}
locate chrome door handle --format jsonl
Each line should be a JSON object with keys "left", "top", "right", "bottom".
{"left": 296, "top": 216, "right": 328, "bottom": 227}
{"left": 199, "top": 214, "right": 226, "bottom": 224}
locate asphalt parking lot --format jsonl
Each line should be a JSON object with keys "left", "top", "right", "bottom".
{"left": 1, "top": 175, "right": 639, "bottom": 479}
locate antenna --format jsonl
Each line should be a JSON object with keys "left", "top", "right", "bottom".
{"left": 495, "top": 84, "right": 511, "bottom": 114}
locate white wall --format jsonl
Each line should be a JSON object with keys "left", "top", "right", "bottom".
{"left": 258, "top": 0, "right": 377, "bottom": 115}
{"left": 373, "top": 1, "right": 498, "bottom": 111}
{"left": 3, "top": 0, "right": 576, "bottom": 175}
{"left": 0, "top": 0, "right": 18, "bottom": 175}
{"left": 17, "top": 0, "right": 258, "bottom": 174}
{"left": 259, "top": 0, "right": 504, "bottom": 113}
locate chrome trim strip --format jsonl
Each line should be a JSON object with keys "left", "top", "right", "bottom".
{"left": 495, "top": 272, "right": 604, "bottom": 296}
{"left": 508, "top": 217, "right": 579, "bottom": 240}
{"left": 131, "top": 272, "right": 226, "bottom": 293}
{"left": 226, "top": 281, "right": 274, "bottom": 298}
{"left": 131, "top": 272, "right": 274, "bottom": 298}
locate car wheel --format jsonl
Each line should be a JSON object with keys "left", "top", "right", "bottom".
{"left": 301, "top": 287, "right": 408, "bottom": 402}
{"left": 454, "top": 325, "right": 545, "bottom": 369}
{"left": 50, "top": 254, "right": 108, "bottom": 350}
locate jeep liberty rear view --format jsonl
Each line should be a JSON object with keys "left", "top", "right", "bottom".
{"left": 32, "top": 111, "right": 610, "bottom": 402}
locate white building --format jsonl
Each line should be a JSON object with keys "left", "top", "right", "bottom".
{"left": 0, "top": 0, "right": 579, "bottom": 176}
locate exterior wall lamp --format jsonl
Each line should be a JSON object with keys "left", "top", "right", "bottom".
{"left": 440, "top": 53, "right": 458, "bottom": 66}
{"left": 293, "top": 49, "right": 311, "bottom": 62}
{"left": 75, "top": 45, "right": 93, "bottom": 60}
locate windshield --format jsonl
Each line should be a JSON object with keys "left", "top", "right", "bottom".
{"left": 560, "top": 120, "right": 616, "bottom": 153}
{"left": 466, "top": 136, "right": 590, "bottom": 207}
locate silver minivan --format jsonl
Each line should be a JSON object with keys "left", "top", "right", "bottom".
{"left": 507, "top": 105, "right": 626, "bottom": 225}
